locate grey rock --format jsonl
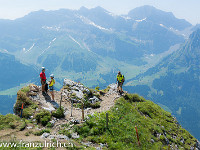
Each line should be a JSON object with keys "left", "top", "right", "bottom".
{"left": 180, "top": 137, "right": 185, "bottom": 144}
{"left": 71, "top": 132, "right": 80, "bottom": 139}
{"left": 28, "top": 91, "right": 37, "bottom": 96}
{"left": 50, "top": 120, "right": 56, "bottom": 126}
{"left": 71, "top": 90, "right": 83, "bottom": 99}
{"left": 196, "top": 140, "right": 200, "bottom": 149}
{"left": 150, "top": 139, "right": 155, "bottom": 143}
{"left": 64, "top": 79, "right": 75, "bottom": 86}
{"left": 70, "top": 119, "right": 80, "bottom": 124}
{"left": 57, "top": 135, "right": 69, "bottom": 140}
{"left": 27, "top": 126, "right": 33, "bottom": 130}
{"left": 100, "top": 143, "right": 107, "bottom": 147}
{"left": 42, "top": 106, "right": 55, "bottom": 112}
{"left": 49, "top": 135, "right": 56, "bottom": 139}
{"left": 89, "top": 96, "right": 100, "bottom": 104}
{"left": 86, "top": 108, "right": 91, "bottom": 113}
{"left": 107, "top": 83, "right": 118, "bottom": 94}
{"left": 41, "top": 133, "right": 50, "bottom": 138}
{"left": 64, "top": 111, "right": 69, "bottom": 116}
{"left": 82, "top": 142, "right": 92, "bottom": 147}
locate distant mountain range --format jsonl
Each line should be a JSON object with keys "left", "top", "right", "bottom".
{"left": 127, "top": 29, "right": 200, "bottom": 139}
{"left": 0, "top": 5, "right": 191, "bottom": 87}
{"left": 1, "top": 5, "right": 200, "bottom": 140}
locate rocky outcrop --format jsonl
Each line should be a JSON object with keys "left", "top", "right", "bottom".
{"left": 62, "top": 79, "right": 101, "bottom": 106}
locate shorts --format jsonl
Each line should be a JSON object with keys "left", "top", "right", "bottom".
{"left": 118, "top": 81, "right": 123, "bottom": 87}
{"left": 49, "top": 86, "right": 54, "bottom": 91}
{"left": 41, "top": 80, "right": 46, "bottom": 85}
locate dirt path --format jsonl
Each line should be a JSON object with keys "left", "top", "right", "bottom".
{"left": 53, "top": 91, "right": 121, "bottom": 121}
{"left": 0, "top": 85, "right": 123, "bottom": 145}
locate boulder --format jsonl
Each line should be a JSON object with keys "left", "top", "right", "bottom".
{"left": 89, "top": 96, "right": 100, "bottom": 104}
{"left": 64, "top": 79, "right": 75, "bottom": 86}
{"left": 71, "top": 132, "right": 80, "bottom": 139}
{"left": 41, "top": 133, "right": 50, "bottom": 139}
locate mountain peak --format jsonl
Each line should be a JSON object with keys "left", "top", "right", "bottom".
{"left": 79, "top": 6, "right": 89, "bottom": 11}
{"left": 128, "top": 5, "right": 192, "bottom": 31}
{"left": 92, "top": 6, "right": 108, "bottom": 12}
{"left": 189, "top": 29, "right": 200, "bottom": 49}
{"left": 128, "top": 5, "right": 169, "bottom": 19}
{"left": 78, "top": 6, "right": 108, "bottom": 15}
{"left": 190, "top": 29, "right": 200, "bottom": 40}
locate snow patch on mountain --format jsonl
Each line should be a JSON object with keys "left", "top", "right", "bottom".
{"left": 121, "top": 16, "right": 132, "bottom": 20}
{"left": 106, "top": 12, "right": 117, "bottom": 17}
{"left": 77, "top": 15, "right": 112, "bottom": 31}
{"left": 135, "top": 18, "right": 146, "bottom": 22}
{"left": 23, "top": 43, "right": 35, "bottom": 53}
{"left": 69, "top": 35, "right": 82, "bottom": 48}
{"left": 83, "top": 42, "right": 91, "bottom": 52}
{"left": 49, "top": 38, "right": 56, "bottom": 45}
{"left": 42, "top": 26, "right": 60, "bottom": 31}
{"left": 0, "top": 49, "right": 8, "bottom": 53}
{"left": 39, "top": 38, "right": 56, "bottom": 56}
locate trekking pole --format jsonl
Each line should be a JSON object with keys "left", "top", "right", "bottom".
{"left": 81, "top": 102, "right": 84, "bottom": 121}
{"left": 20, "top": 103, "right": 24, "bottom": 118}
{"left": 60, "top": 91, "right": 62, "bottom": 109}
{"left": 135, "top": 126, "right": 141, "bottom": 146}
{"left": 71, "top": 99, "right": 73, "bottom": 117}
{"left": 106, "top": 113, "right": 109, "bottom": 129}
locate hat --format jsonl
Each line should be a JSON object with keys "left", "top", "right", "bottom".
{"left": 50, "top": 74, "right": 54, "bottom": 78}
{"left": 42, "top": 67, "right": 45, "bottom": 70}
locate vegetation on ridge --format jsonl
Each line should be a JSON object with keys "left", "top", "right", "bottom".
{"left": 73, "top": 94, "right": 197, "bottom": 149}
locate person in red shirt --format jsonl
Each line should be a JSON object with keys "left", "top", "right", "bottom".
{"left": 40, "top": 67, "right": 47, "bottom": 95}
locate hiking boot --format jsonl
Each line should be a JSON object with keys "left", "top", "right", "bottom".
{"left": 42, "top": 91, "right": 46, "bottom": 95}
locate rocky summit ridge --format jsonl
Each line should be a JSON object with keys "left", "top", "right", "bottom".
{"left": 0, "top": 79, "right": 199, "bottom": 149}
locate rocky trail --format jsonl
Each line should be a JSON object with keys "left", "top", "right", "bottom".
{"left": 0, "top": 80, "right": 124, "bottom": 149}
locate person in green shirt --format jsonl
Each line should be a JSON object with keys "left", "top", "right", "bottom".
{"left": 49, "top": 74, "right": 55, "bottom": 101}
{"left": 117, "top": 71, "right": 125, "bottom": 94}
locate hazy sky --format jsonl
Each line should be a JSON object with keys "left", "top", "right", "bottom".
{"left": 0, "top": 0, "right": 199, "bottom": 25}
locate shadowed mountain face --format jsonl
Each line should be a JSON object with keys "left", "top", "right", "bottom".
{"left": 0, "top": 52, "right": 37, "bottom": 90}
{"left": 129, "top": 29, "right": 200, "bottom": 140}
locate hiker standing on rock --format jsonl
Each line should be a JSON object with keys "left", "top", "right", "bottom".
{"left": 117, "top": 71, "right": 125, "bottom": 94}
{"left": 49, "top": 74, "right": 55, "bottom": 101}
{"left": 40, "top": 67, "right": 47, "bottom": 95}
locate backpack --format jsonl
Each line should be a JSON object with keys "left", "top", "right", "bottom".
{"left": 45, "top": 83, "right": 48, "bottom": 92}
{"left": 122, "top": 75, "right": 125, "bottom": 82}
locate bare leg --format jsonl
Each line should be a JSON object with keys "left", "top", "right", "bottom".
{"left": 42, "top": 84, "right": 44, "bottom": 92}
{"left": 52, "top": 91, "right": 54, "bottom": 101}
{"left": 50, "top": 91, "right": 54, "bottom": 101}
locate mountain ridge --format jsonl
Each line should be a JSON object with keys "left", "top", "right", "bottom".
{"left": 0, "top": 80, "right": 199, "bottom": 149}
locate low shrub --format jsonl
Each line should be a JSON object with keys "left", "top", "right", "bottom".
{"left": 35, "top": 110, "right": 51, "bottom": 126}
{"left": 52, "top": 108, "right": 65, "bottom": 118}
{"left": 41, "top": 116, "right": 51, "bottom": 126}
{"left": 124, "top": 93, "right": 145, "bottom": 102}
{"left": 33, "top": 129, "right": 50, "bottom": 136}
{"left": 21, "top": 86, "right": 30, "bottom": 94}
{"left": 22, "top": 108, "right": 34, "bottom": 119}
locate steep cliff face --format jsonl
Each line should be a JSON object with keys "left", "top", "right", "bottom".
{"left": 0, "top": 80, "right": 199, "bottom": 149}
